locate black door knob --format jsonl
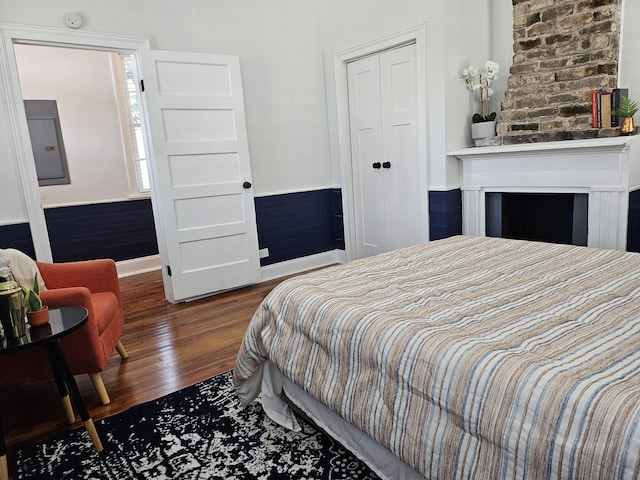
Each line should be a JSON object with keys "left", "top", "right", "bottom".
{"left": 243, "top": 181, "right": 252, "bottom": 189}
{"left": 382, "top": 162, "right": 391, "bottom": 169}
{"left": 372, "top": 162, "right": 381, "bottom": 169}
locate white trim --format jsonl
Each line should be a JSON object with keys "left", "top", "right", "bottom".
{"left": 259, "top": 250, "right": 345, "bottom": 282}
{"left": 333, "top": 24, "right": 430, "bottom": 262}
{"left": 0, "top": 23, "right": 149, "bottom": 261}
{"left": 451, "top": 137, "right": 635, "bottom": 251}
{"left": 42, "top": 197, "right": 150, "bottom": 209}
{"left": 0, "top": 218, "right": 28, "bottom": 227}
{"left": 109, "top": 51, "right": 141, "bottom": 197}
{"left": 253, "top": 186, "right": 338, "bottom": 198}
{"left": 116, "top": 254, "right": 161, "bottom": 278}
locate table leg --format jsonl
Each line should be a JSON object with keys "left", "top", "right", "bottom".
{"left": 49, "top": 361, "right": 76, "bottom": 424}
{"left": 44, "top": 341, "right": 103, "bottom": 452}
{"left": 0, "top": 417, "right": 7, "bottom": 480}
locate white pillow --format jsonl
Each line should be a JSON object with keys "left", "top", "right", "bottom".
{"left": 0, "top": 248, "right": 47, "bottom": 291}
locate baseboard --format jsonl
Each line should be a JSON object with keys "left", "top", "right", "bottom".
{"left": 116, "top": 254, "right": 161, "bottom": 278}
{"left": 115, "top": 250, "right": 347, "bottom": 282}
{"left": 260, "top": 250, "right": 346, "bottom": 282}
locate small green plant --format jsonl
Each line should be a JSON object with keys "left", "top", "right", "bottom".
{"left": 21, "top": 272, "right": 43, "bottom": 312}
{"left": 611, "top": 96, "right": 639, "bottom": 119}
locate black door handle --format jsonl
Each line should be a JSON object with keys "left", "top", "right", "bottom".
{"left": 372, "top": 162, "right": 381, "bottom": 169}
{"left": 382, "top": 162, "right": 391, "bottom": 169}
{"left": 243, "top": 181, "right": 252, "bottom": 189}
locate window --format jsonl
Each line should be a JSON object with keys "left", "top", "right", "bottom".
{"left": 113, "top": 52, "right": 150, "bottom": 194}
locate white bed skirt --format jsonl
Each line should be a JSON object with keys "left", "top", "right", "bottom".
{"left": 238, "top": 360, "right": 423, "bottom": 480}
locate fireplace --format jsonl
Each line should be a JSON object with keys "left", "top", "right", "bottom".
{"left": 486, "top": 192, "right": 588, "bottom": 246}
{"left": 449, "top": 137, "right": 640, "bottom": 251}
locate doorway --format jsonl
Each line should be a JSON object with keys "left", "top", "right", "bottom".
{"left": 0, "top": 25, "right": 151, "bottom": 264}
{"left": 13, "top": 43, "right": 159, "bottom": 273}
{"left": 346, "top": 43, "right": 421, "bottom": 258}
{"left": 1, "top": 24, "right": 262, "bottom": 303}
{"left": 334, "top": 25, "right": 430, "bottom": 261}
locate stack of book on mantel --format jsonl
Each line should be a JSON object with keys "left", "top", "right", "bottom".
{"left": 592, "top": 88, "right": 628, "bottom": 128}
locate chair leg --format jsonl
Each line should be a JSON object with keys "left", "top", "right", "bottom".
{"left": 115, "top": 340, "right": 129, "bottom": 360}
{"left": 89, "top": 373, "right": 111, "bottom": 405}
{"left": 61, "top": 394, "right": 76, "bottom": 424}
{"left": 0, "top": 454, "right": 7, "bottom": 480}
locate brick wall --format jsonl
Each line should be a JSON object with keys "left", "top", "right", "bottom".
{"left": 497, "top": 0, "right": 622, "bottom": 143}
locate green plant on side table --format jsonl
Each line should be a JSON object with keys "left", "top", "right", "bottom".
{"left": 22, "top": 272, "right": 49, "bottom": 326}
{"left": 611, "top": 96, "right": 639, "bottom": 135}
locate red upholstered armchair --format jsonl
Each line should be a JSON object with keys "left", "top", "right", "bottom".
{"left": 0, "top": 258, "right": 128, "bottom": 405}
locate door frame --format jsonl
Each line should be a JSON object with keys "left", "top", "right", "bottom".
{"left": 333, "top": 24, "right": 430, "bottom": 262}
{"left": 0, "top": 24, "right": 156, "bottom": 260}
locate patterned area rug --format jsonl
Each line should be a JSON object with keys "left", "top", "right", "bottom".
{"left": 16, "top": 371, "right": 378, "bottom": 479}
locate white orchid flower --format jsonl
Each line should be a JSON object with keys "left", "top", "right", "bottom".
{"left": 484, "top": 61, "right": 500, "bottom": 82}
{"left": 461, "top": 60, "right": 500, "bottom": 119}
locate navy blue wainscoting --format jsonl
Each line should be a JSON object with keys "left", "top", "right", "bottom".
{"left": 627, "top": 189, "right": 640, "bottom": 253}
{"left": 44, "top": 198, "right": 158, "bottom": 263}
{"left": 255, "top": 189, "right": 343, "bottom": 267}
{"left": 0, "top": 223, "right": 36, "bottom": 258}
{"left": 429, "top": 189, "right": 462, "bottom": 241}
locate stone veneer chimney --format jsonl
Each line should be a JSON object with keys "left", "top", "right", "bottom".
{"left": 497, "top": 0, "right": 622, "bottom": 144}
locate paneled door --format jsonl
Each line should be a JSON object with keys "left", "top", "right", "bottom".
{"left": 347, "top": 43, "right": 420, "bottom": 258}
{"left": 140, "top": 50, "right": 260, "bottom": 302}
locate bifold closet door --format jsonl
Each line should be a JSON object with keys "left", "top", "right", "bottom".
{"left": 347, "top": 43, "right": 419, "bottom": 259}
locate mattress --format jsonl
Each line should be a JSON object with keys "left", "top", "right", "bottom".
{"left": 234, "top": 235, "right": 640, "bottom": 479}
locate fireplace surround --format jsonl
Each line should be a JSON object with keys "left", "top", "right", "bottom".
{"left": 449, "top": 136, "right": 640, "bottom": 251}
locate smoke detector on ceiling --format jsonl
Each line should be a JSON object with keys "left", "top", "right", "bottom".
{"left": 63, "top": 13, "right": 82, "bottom": 29}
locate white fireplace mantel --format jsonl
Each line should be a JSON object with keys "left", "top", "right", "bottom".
{"left": 448, "top": 136, "right": 640, "bottom": 250}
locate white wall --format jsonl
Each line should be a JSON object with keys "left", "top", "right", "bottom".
{"left": 491, "top": 0, "right": 514, "bottom": 123}
{"left": 319, "top": 0, "right": 492, "bottom": 190}
{"left": 14, "top": 44, "right": 130, "bottom": 207}
{"left": 3, "top": 0, "right": 632, "bottom": 241}
{"left": 619, "top": 0, "right": 640, "bottom": 108}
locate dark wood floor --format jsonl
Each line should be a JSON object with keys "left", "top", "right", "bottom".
{"left": 0, "top": 270, "right": 287, "bottom": 452}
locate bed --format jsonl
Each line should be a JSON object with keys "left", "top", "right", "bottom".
{"left": 233, "top": 235, "right": 640, "bottom": 479}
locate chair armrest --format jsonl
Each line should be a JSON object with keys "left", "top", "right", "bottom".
{"left": 39, "top": 287, "right": 104, "bottom": 369}
{"left": 40, "top": 286, "right": 93, "bottom": 310}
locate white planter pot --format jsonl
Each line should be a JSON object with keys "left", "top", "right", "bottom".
{"left": 471, "top": 120, "right": 496, "bottom": 139}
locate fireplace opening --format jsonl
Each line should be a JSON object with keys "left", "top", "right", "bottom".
{"left": 486, "top": 193, "right": 588, "bottom": 247}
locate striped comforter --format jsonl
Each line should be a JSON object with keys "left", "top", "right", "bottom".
{"left": 234, "top": 235, "right": 640, "bottom": 479}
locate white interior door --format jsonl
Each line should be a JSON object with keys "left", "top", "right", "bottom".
{"left": 380, "top": 43, "right": 419, "bottom": 250}
{"left": 347, "top": 43, "right": 419, "bottom": 259}
{"left": 347, "top": 55, "right": 386, "bottom": 258}
{"left": 140, "top": 50, "right": 260, "bottom": 302}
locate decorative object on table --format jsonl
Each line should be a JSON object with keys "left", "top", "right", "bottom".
{"left": 15, "top": 371, "right": 378, "bottom": 480}
{"left": 461, "top": 61, "right": 500, "bottom": 145}
{"left": 611, "top": 88, "right": 629, "bottom": 127}
{"left": 0, "top": 256, "right": 27, "bottom": 341}
{"left": 22, "top": 272, "right": 49, "bottom": 326}
{"left": 611, "top": 95, "right": 638, "bottom": 135}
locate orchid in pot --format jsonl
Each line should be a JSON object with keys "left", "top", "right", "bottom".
{"left": 461, "top": 61, "right": 500, "bottom": 139}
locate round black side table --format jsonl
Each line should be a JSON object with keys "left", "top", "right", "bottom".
{"left": 0, "top": 306, "right": 103, "bottom": 480}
